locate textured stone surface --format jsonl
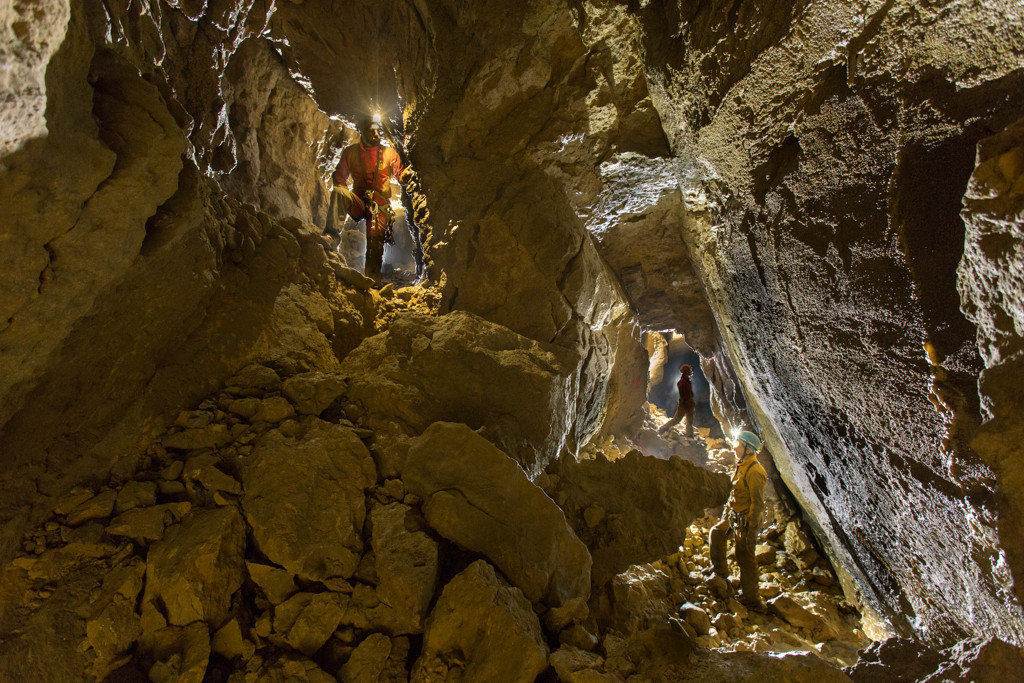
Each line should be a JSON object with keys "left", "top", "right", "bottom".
{"left": 143, "top": 507, "right": 246, "bottom": 627}
{"left": 3, "top": 0, "right": 1024, "bottom": 673}
{"left": 547, "top": 450, "right": 729, "bottom": 583}
{"left": 625, "top": 0, "right": 1024, "bottom": 645}
{"left": 598, "top": 564, "right": 675, "bottom": 637}
{"left": 106, "top": 502, "right": 191, "bottom": 544}
{"left": 340, "top": 634, "right": 410, "bottom": 683}
{"left": 371, "top": 502, "right": 439, "bottom": 634}
{"left": 272, "top": 592, "right": 346, "bottom": 656}
{"left": 144, "top": 622, "right": 212, "bottom": 683}
{"left": 247, "top": 562, "right": 299, "bottom": 606}
{"left": 340, "top": 311, "right": 579, "bottom": 475}
{"left": 242, "top": 420, "right": 376, "bottom": 582}
{"left": 282, "top": 372, "right": 347, "bottom": 416}
{"left": 412, "top": 560, "right": 548, "bottom": 683}
{"left": 402, "top": 422, "right": 591, "bottom": 607}
{"left": 847, "top": 637, "right": 1024, "bottom": 683}
{"left": 958, "top": 118, "right": 1024, "bottom": 615}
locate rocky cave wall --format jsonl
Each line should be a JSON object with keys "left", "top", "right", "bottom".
{"left": 3, "top": 0, "right": 1024, "bottom": 663}
{"left": 0, "top": 0, "right": 375, "bottom": 560}
{"left": 623, "top": 0, "right": 1024, "bottom": 646}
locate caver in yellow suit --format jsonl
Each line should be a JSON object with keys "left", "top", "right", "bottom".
{"left": 710, "top": 430, "right": 768, "bottom": 609}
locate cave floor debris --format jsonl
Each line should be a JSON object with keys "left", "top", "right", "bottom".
{"left": 646, "top": 432, "right": 873, "bottom": 668}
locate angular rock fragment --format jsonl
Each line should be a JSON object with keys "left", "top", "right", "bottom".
{"left": 65, "top": 489, "right": 117, "bottom": 526}
{"left": 114, "top": 480, "right": 157, "bottom": 513}
{"left": 412, "top": 561, "right": 548, "bottom": 683}
{"left": 242, "top": 419, "right": 375, "bottom": 582}
{"left": 211, "top": 619, "right": 249, "bottom": 660}
{"left": 183, "top": 453, "right": 242, "bottom": 494}
{"left": 768, "top": 595, "right": 836, "bottom": 639}
{"left": 679, "top": 603, "right": 711, "bottom": 636}
{"left": 547, "top": 450, "right": 730, "bottom": 583}
{"left": 340, "top": 633, "right": 410, "bottom": 683}
{"left": 599, "top": 564, "right": 675, "bottom": 636}
{"left": 253, "top": 396, "right": 296, "bottom": 423}
{"left": 371, "top": 502, "right": 439, "bottom": 633}
{"left": 226, "top": 364, "right": 283, "bottom": 395}
{"left": 144, "top": 623, "right": 211, "bottom": 683}
{"left": 282, "top": 372, "right": 347, "bottom": 415}
{"left": 339, "top": 311, "right": 578, "bottom": 475}
{"left": 402, "top": 421, "right": 591, "bottom": 606}
{"left": 272, "top": 592, "right": 346, "bottom": 656}
{"left": 163, "top": 424, "right": 233, "bottom": 450}
{"left": 248, "top": 561, "right": 299, "bottom": 605}
{"left": 52, "top": 488, "right": 97, "bottom": 516}
{"left": 550, "top": 646, "right": 613, "bottom": 683}
{"left": 249, "top": 657, "right": 336, "bottom": 682}
{"left": 86, "top": 596, "right": 142, "bottom": 676}
{"left": 144, "top": 507, "right": 246, "bottom": 627}
{"left": 544, "top": 596, "right": 589, "bottom": 633}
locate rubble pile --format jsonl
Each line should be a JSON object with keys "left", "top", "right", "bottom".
{"left": 2, "top": 350, "right": 860, "bottom": 681}
{"left": 658, "top": 517, "right": 869, "bottom": 667}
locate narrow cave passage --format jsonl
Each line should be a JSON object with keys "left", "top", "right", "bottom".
{"left": 646, "top": 331, "right": 722, "bottom": 441}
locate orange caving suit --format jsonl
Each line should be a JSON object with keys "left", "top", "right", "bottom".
{"left": 330, "top": 141, "right": 403, "bottom": 284}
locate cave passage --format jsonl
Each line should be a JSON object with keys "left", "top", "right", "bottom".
{"left": 3, "top": 0, "right": 1023, "bottom": 679}
{"left": 648, "top": 336, "right": 723, "bottom": 440}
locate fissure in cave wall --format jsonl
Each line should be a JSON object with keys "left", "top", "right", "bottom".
{"left": 2, "top": 0, "right": 1024, "bottom": 664}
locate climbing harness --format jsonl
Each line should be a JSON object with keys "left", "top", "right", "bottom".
{"left": 357, "top": 141, "right": 396, "bottom": 245}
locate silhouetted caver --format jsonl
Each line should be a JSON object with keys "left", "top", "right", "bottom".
{"left": 710, "top": 430, "right": 768, "bottom": 611}
{"left": 658, "top": 364, "right": 695, "bottom": 437}
{"left": 327, "top": 115, "right": 405, "bottom": 286}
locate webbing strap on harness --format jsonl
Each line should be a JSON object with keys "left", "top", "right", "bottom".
{"left": 728, "top": 457, "right": 758, "bottom": 528}
{"left": 360, "top": 145, "right": 395, "bottom": 245}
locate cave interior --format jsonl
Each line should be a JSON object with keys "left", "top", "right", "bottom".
{"left": 2, "top": 0, "right": 1024, "bottom": 680}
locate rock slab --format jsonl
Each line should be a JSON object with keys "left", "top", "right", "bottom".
{"left": 412, "top": 560, "right": 549, "bottom": 683}
{"left": 144, "top": 507, "right": 245, "bottom": 627}
{"left": 402, "top": 421, "right": 591, "bottom": 607}
{"left": 242, "top": 419, "right": 376, "bottom": 582}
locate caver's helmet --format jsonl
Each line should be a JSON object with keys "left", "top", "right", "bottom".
{"left": 357, "top": 113, "right": 382, "bottom": 132}
{"left": 734, "top": 430, "right": 762, "bottom": 454}
{"left": 679, "top": 364, "right": 692, "bottom": 376}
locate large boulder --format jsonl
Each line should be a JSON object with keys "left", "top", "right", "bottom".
{"left": 339, "top": 311, "right": 578, "bottom": 476}
{"left": 242, "top": 419, "right": 376, "bottom": 582}
{"left": 143, "top": 507, "right": 246, "bottom": 628}
{"left": 401, "top": 422, "right": 591, "bottom": 607}
{"left": 371, "top": 502, "right": 440, "bottom": 634}
{"left": 546, "top": 450, "right": 730, "bottom": 583}
{"left": 412, "top": 560, "right": 549, "bottom": 683}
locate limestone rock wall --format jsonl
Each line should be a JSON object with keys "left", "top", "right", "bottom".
{"left": 625, "top": 0, "right": 1024, "bottom": 646}
{"left": 0, "top": 0, "right": 374, "bottom": 562}
{"left": 391, "top": 0, "right": 652, "bottom": 448}
{"left": 958, "top": 118, "right": 1024, "bottom": 620}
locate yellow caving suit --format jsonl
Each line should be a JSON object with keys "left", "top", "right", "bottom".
{"left": 710, "top": 452, "right": 768, "bottom": 602}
